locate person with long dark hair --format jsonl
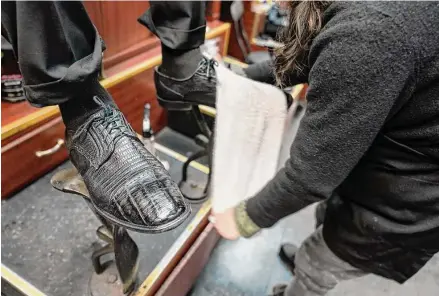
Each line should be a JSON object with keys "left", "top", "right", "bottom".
{"left": 213, "top": 2, "right": 439, "bottom": 295}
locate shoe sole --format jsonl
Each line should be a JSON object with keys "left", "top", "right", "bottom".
{"left": 90, "top": 199, "right": 192, "bottom": 234}
{"left": 157, "top": 95, "right": 193, "bottom": 111}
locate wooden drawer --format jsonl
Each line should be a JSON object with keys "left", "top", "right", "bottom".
{"left": 1, "top": 116, "right": 68, "bottom": 198}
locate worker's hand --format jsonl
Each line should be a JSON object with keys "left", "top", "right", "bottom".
{"left": 211, "top": 208, "right": 240, "bottom": 240}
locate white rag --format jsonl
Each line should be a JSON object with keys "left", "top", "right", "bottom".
{"left": 211, "top": 65, "right": 306, "bottom": 213}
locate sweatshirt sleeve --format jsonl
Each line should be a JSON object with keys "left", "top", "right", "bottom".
{"left": 243, "top": 59, "right": 308, "bottom": 86}
{"left": 244, "top": 14, "right": 416, "bottom": 228}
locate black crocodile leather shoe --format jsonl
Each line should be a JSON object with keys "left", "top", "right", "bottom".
{"left": 66, "top": 97, "right": 191, "bottom": 233}
{"left": 154, "top": 56, "right": 217, "bottom": 110}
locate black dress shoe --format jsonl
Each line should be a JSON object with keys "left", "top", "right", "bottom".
{"left": 66, "top": 97, "right": 191, "bottom": 233}
{"left": 278, "top": 243, "right": 298, "bottom": 274}
{"left": 154, "top": 56, "right": 217, "bottom": 110}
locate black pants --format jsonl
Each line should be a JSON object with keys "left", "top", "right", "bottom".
{"left": 1, "top": 1, "right": 206, "bottom": 107}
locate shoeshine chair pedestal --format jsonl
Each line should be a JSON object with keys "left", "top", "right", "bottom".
{"left": 51, "top": 168, "right": 139, "bottom": 296}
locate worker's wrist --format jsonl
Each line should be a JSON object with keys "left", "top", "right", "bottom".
{"left": 234, "top": 201, "right": 261, "bottom": 238}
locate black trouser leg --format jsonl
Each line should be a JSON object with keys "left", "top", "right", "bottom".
{"left": 138, "top": 1, "right": 207, "bottom": 78}
{"left": 138, "top": 1, "right": 206, "bottom": 51}
{"left": 1, "top": 1, "right": 104, "bottom": 107}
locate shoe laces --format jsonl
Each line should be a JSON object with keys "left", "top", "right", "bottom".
{"left": 93, "top": 96, "right": 132, "bottom": 141}
{"left": 199, "top": 57, "right": 218, "bottom": 79}
{"left": 75, "top": 97, "right": 131, "bottom": 143}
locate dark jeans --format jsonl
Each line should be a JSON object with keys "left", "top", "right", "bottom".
{"left": 1, "top": 1, "right": 206, "bottom": 107}
{"left": 284, "top": 201, "right": 367, "bottom": 296}
{"left": 285, "top": 226, "right": 367, "bottom": 296}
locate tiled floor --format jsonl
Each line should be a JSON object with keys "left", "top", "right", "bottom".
{"left": 190, "top": 204, "right": 439, "bottom": 296}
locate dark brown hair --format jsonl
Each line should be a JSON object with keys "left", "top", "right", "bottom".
{"left": 274, "top": 1, "right": 331, "bottom": 87}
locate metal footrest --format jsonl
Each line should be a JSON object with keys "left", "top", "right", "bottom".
{"left": 51, "top": 168, "right": 139, "bottom": 295}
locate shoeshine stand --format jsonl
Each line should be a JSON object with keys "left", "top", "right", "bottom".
{"left": 51, "top": 168, "right": 139, "bottom": 296}
{"left": 47, "top": 101, "right": 215, "bottom": 295}
{"left": 0, "top": 130, "right": 215, "bottom": 296}
{"left": 178, "top": 106, "right": 213, "bottom": 203}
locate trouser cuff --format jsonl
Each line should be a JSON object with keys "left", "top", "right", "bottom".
{"left": 24, "top": 31, "right": 104, "bottom": 107}
{"left": 138, "top": 11, "right": 206, "bottom": 51}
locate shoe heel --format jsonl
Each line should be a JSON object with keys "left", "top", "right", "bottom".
{"left": 157, "top": 95, "right": 193, "bottom": 111}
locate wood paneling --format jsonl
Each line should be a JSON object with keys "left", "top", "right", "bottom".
{"left": 104, "top": 38, "right": 160, "bottom": 70}
{"left": 104, "top": 20, "right": 229, "bottom": 77}
{"left": 108, "top": 68, "right": 167, "bottom": 135}
{"left": 1, "top": 101, "right": 39, "bottom": 127}
{"left": 206, "top": 0, "right": 221, "bottom": 22}
{"left": 84, "top": 1, "right": 226, "bottom": 69}
{"left": 1, "top": 117, "right": 68, "bottom": 197}
{"left": 84, "top": 1, "right": 157, "bottom": 69}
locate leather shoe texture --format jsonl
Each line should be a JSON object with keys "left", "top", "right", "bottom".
{"left": 66, "top": 97, "right": 190, "bottom": 233}
{"left": 155, "top": 57, "right": 217, "bottom": 110}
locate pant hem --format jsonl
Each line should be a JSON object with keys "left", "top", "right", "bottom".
{"left": 23, "top": 26, "right": 103, "bottom": 107}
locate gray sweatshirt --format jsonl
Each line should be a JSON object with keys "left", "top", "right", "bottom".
{"left": 244, "top": 1, "right": 439, "bottom": 282}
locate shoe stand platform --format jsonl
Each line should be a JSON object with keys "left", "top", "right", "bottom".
{"left": 1, "top": 128, "right": 219, "bottom": 296}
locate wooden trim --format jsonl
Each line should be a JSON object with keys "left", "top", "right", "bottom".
{"left": 1, "top": 106, "right": 59, "bottom": 141}
{"left": 251, "top": 11, "right": 263, "bottom": 40}
{"left": 134, "top": 143, "right": 211, "bottom": 296}
{"left": 103, "top": 38, "right": 160, "bottom": 69}
{"left": 223, "top": 56, "right": 248, "bottom": 68}
{"left": 1, "top": 264, "right": 48, "bottom": 296}
{"left": 206, "top": 1, "right": 221, "bottom": 22}
{"left": 155, "top": 223, "right": 219, "bottom": 296}
{"left": 1, "top": 22, "right": 232, "bottom": 141}
{"left": 293, "top": 84, "right": 307, "bottom": 99}
{"left": 1, "top": 117, "right": 63, "bottom": 154}
{"left": 135, "top": 202, "right": 211, "bottom": 296}
{"left": 154, "top": 143, "right": 209, "bottom": 174}
{"left": 100, "top": 55, "right": 162, "bottom": 90}
{"left": 223, "top": 23, "right": 231, "bottom": 57}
